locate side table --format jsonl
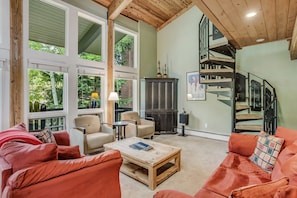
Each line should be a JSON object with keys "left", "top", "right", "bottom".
{"left": 113, "top": 121, "right": 128, "bottom": 140}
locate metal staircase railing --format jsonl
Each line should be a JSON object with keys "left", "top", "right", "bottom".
{"left": 199, "top": 14, "right": 278, "bottom": 134}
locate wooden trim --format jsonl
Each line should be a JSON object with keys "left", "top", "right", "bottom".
{"left": 108, "top": 0, "right": 133, "bottom": 20}
{"left": 290, "top": 16, "right": 297, "bottom": 60}
{"left": 10, "top": 0, "right": 24, "bottom": 126}
{"left": 107, "top": 19, "right": 114, "bottom": 123}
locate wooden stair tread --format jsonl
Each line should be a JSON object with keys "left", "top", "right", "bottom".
{"left": 200, "top": 69, "right": 234, "bottom": 73}
{"left": 217, "top": 96, "right": 231, "bottom": 101}
{"left": 236, "top": 104, "right": 250, "bottom": 111}
{"left": 235, "top": 124, "right": 263, "bottom": 131}
{"left": 207, "top": 87, "right": 231, "bottom": 92}
{"left": 200, "top": 78, "right": 232, "bottom": 83}
{"left": 201, "top": 56, "right": 235, "bottom": 64}
{"left": 236, "top": 114, "right": 262, "bottom": 120}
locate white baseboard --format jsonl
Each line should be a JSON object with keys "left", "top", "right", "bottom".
{"left": 176, "top": 128, "right": 230, "bottom": 142}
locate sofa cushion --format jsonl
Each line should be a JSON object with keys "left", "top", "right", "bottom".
{"left": 271, "top": 140, "right": 297, "bottom": 180}
{"left": 0, "top": 128, "right": 42, "bottom": 147}
{"left": 57, "top": 145, "right": 81, "bottom": 160}
{"left": 274, "top": 185, "right": 297, "bottom": 198}
{"left": 249, "top": 132, "right": 284, "bottom": 173}
{"left": 1, "top": 123, "right": 27, "bottom": 132}
{"left": 0, "top": 142, "right": 57, "bottom": 172}
{"left": 274, "top": 153, "right": 297, "bottom": 186}
{"left": 32, "top": 128, "right": 57, "bottom": 144}
{"left": 198, "top": 153, "right": 271, "bottom": 197}
{"left": 230, "top": 177, "right": 289, "bottom": 198}
{"left": 275, "top": 126, "right": 297, "bottom": 148}
{"left": 228, "top": 133, "right": 258, "bottom": 157}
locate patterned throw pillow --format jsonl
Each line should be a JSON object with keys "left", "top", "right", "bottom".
{"left": 249, "top": 131, "right": 284, "bottom": 173}
{"left": 33, "top": 128, "right": 57, "bottom": 144}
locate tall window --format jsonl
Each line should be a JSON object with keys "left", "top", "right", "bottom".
{"left": 29, "top": 0, "right": 66, "bottom": 55}
{"left": 78, "top": 75, "right": 101, "bottom": 109}
{"left": 78, "top": 14, "right": 103, "bottom": 62}
{"left": 114, "top": 30, "right": 135, "bottom": 67}
{"left": 29, "top": 69, "right": 64, "bottom": 112}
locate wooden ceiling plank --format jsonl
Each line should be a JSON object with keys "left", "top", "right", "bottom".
{"left": 157, "top": 2, "right": 195, "bottom": 31}
{"left": 290, "top": 16, "right": 297, "bottom": 60}
{"left": 108, "top": 0, "right": 133, "bottom": 20}
{"left": 192, "top": 0, "right": 240, "bottom": 48}
{"left": 123, "top": 3, "right": 164, "bottom": 28}
{"left": 286, "top": 0, "right": 297, "bottom": 38}
{"left": 133, "top": 0, "right": 171, "bottom": 21}
{"left": 261, "top": 0, "right": 277, "bottom": 41}
{"left": 276, "top": 0, "right": 290, "bottom": 40}
{"left": 245, "top": 0, "right": 268, "bottom": 43}
{"left": 93, "top": 0, "right": 111, "bottom": 8}
{"left": 218, "top": 0, "right": 254, "bottom": 46}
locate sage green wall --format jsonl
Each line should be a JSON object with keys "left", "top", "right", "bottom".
{"left": 139, "top": 21, "right": 157, "bottom": 78}
{"left": 157, "top": 6, "right": 232, "bottom": 135}
{"left": 237, "top": 41, "right": 297, "bottom": 129}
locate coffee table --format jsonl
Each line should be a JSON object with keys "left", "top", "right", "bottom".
{"left": 104, "top": 137, "right": 181, "bottom": 190}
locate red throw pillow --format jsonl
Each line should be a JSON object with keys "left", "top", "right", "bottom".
{"left": 0, "top": 142, "right": 57, "bottom": 172}
{"left": 57, "top": 145, "right": 81, "bottom": 160}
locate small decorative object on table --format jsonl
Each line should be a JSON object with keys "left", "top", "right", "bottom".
{"left": 156, "top": 61, "right": 162, "bottom": 78}
{"left": 129, "top": 141, "right": 153, "bottom": 151}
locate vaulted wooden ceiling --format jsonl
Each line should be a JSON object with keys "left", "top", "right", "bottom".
{"left": 93, "top": 0, "right": 297, "bottom": 60}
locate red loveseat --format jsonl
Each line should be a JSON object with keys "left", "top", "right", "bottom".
{"left": 154, "top": 127, "right": 297, "bottom": 198}
{"left": 0, "top": 125, "right": 122, "bottom": 198}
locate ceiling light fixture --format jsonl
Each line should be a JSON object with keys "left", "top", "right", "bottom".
{"left": 256, "top": 38, "right": 265, "bottom": 43}
{"left": 246, "top": 12, "right": 257, "bottom": 18}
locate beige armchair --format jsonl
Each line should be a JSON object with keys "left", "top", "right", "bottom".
{"left": 71, "top": 115, "right": 115, "bottom": 155}
{"left": 121, "top": 111, "right": 155, "bottom": 139}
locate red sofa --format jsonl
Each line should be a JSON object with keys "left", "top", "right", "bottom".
{"left": 0, "top": 126, "right": 122, "bottom": 198}
{"left": 154, "top": 127, "right": 297, "bottom": 198}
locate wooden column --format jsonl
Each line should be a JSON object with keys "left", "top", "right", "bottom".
{"left": 107, "top": 19, "right": 115, "bottom": 124}
{"left": 10, "top": 0, "right": 24, "bottom": 126}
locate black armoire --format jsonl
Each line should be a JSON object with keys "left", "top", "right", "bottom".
{"left": 142, "top": 78, "right": 178, "bottom": 133}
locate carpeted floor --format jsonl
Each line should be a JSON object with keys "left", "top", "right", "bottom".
{"left": 120, "top": 134, "right": 228, "bottom": 198}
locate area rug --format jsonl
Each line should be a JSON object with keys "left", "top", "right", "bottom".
{"left": 120, "top": 134, "right": 228, "bottom": 198}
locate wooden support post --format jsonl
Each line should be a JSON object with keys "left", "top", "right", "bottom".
{"left": 107, "top": 19, "right": 115, "bottom": 124}
{"left": 10, "top": 0, "right": 24, "bottom": 126}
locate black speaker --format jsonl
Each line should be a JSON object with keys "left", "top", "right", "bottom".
{"left": 179, "top": 113, "right": 189, "bottom": 125}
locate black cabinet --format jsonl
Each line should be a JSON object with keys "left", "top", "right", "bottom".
{"left": 142, "top": 78, "right": 178, "bottom": 133}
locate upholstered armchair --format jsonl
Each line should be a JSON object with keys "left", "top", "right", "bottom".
{"left": 121, "top": 111, "right": 155, "bottom": 139}
{"left": 71, "top": 115, "right": 115, "bottom": 155}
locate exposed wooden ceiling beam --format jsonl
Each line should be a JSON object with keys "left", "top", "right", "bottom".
{"left": 108, "top": 0, "right": 133, "bottom": 20}
{"left": 192, "top": 0, "right": 241, "bottom": 49}
{"left": 290, "top": 16, "right": 297, "bottom": 60}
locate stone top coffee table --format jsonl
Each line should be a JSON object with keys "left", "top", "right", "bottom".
{"left": 104, "top": 137, "right": 181, "bottom": 190}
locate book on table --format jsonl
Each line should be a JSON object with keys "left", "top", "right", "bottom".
{"left": 129, "top": 141, "right": 153, "bottom": 151}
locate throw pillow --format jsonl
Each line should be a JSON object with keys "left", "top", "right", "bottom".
{"left": 0, "top": 141, "right": 57, "bottom": 172}
{"left": 32, "top": 128, "right": 57, "bottom": 144}
{"left": 249, "top": 131, "right": 284, "bottom": 173}
{"left": 229, "top": 177, "right": 289, "bottom": 198}
{"left": 57, "top": 145, "right": 81, "bottom": 160}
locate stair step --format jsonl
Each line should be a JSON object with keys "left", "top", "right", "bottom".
{"left": 217, "top": 96, "right": 231, "bottom": 101}
{"left": 200, "top": 56, "right": 235, "bottom": 68}
{"left": 236, "top": 104, "right": 250, "bottom": 111}
{"left": 200, "top": 68, "right": 234, "bottom": 77}
{"left": 235, "top": 124, "right": 263, "bottom": 131}
{"left": 207, "top": 87, "right": 231, "bottom": 93}
{"left": 209, "top": 42, "right": 236, "bottom": 57}
{"left": 200, "top": 78, "right": 232, "bottom": 83}
{"left": 236, "top": 114, "right": 263, "bottom": 121}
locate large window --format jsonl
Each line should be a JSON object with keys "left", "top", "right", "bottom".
{"left": 29, "top": 69, "right": 64, "bottom": 112}
{"left": 78, "top": 75, "right": 101, "bottom": 109}
{"left": 78, "top": 14, "right": 103, "bottom": 62}
{"left": 114, "top": 30, "right": 135, "bottom": 67}
{"left": 29, "top": 0, "right": 66, "bottom": 55}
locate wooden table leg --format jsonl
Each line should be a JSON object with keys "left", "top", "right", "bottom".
{"left": 148, "top": 166, "right": 157, "bottom": 190}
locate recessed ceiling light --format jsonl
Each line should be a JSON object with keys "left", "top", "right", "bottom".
{"left": 246, "top": 12, "right": 257, "bottom": 18}
{"left": 256, "top": 38, "right": 265, "bottom": 42}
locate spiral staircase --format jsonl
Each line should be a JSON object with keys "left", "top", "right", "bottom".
{"left": 199, "top": 15, "right": 278, "bottom": 134}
